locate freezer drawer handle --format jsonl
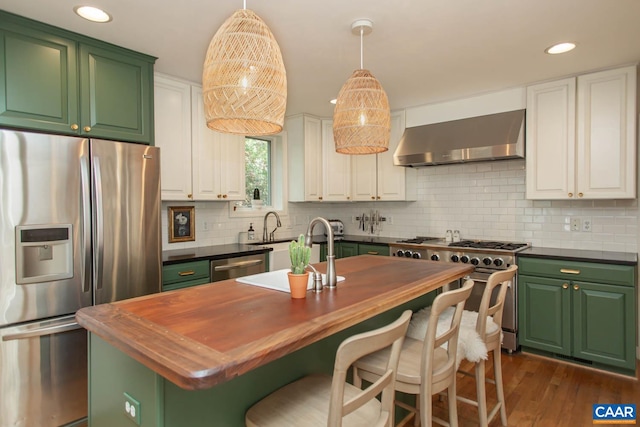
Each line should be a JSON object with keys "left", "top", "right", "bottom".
{"left": 560, "top": 268, "right": 580, "bottom": 275}
{"left": 214, "top": 259, "right": 263, "bottom": 271}
{"left": 178, "top": 270, "right": 195, "bottom": 276}
{"left": 3, "top": 321, "right": 82, "bottom": 341}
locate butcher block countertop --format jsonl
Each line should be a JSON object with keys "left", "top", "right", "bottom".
{"left": 76, "top": 255, "right": 472, "bottom": 391}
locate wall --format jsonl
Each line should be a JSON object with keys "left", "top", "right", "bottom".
{"left": 162, "top": 158, "right": 638, "bottom": 254}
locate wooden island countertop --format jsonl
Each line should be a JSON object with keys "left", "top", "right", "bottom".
{"left": 76, "top": 255, "right": 473, "bottom": 390}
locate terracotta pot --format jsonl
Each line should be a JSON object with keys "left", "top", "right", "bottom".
{"left": 287, "top": 272, "right": 309, "bottom": 299}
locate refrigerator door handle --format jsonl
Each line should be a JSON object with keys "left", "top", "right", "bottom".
{"left": 2, "top": 316, "right": 82, "bottom": 341}
{"left": 80, "top": 149, "right": 92, "bottom": 294}
{"left": 93, "top": 157, "right": 104, "bottom": 290}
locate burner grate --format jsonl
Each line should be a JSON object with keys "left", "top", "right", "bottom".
{"left": 448, "top": 240, "right": 528, "bottom": 250}
{"left": 397, "top": 236, "right": 440, "bottom": 244}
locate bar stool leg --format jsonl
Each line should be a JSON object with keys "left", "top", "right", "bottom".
{"left": 494, "top": 349, "right": 507, "bottom": 426}
{"left": 476, "top": 360, "right": 488, "bottom": 427}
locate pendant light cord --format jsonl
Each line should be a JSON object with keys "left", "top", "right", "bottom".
{"left": 243, "top": 0, "right": 247, "bottom": 9}
{"left": 360, "top": 26, "right": 364, "bottom": 69}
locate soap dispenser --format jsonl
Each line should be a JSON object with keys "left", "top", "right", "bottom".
{"left": 248, "top": 223, "right": 255, "bottom": 241}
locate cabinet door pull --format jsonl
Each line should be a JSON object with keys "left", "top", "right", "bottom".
{"left": 178, "top": 270, "right": 195, "bottom": 276}
{"left": 71, "top": 124, "right": 79, "bottom": 130}
{"left": 568, "top": 192, "right": 573, "bottom": 197}
{"left": 560, "top": 268, "right": 580, "bottom": 275}
{"left": 573, "top": 284, "right": 580, "bottom": 291}
{"left": 562, "top": 283, "right": 569, "bottom": 289}
{"left": 83, "top": 126, "right": 91, "bottom": 132}
{"left": 578, "top": 192, "right": 584, "bottom": 198}
{"left": 367, "top": 251, "right": 379, "bottom": 255}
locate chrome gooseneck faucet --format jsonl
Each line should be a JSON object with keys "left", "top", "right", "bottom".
{"left": 263, "top": 211, "right": 281, "bottom": 242}
{"left": 305, "top": 217, "right": 337, "bottom": 288}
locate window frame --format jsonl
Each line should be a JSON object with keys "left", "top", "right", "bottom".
{"left": 228, "top": 131, "right": 288, "bottom": 220}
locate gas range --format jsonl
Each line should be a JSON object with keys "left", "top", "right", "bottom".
{"left": 390, "top": 237, "right": 530, "bottom": 271}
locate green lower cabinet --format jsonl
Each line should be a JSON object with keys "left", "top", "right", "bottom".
{"left": 339, "top": 242, "right": 358, "bottom": 258}
{"left": 358, "top": 243, "right": 390, "bottom": 257}
{"left": 518, "top": 257, "right": 636, "bottom": 375}
{"left": 162, "top": 260, "right": 210, "bottom": 291}
{"left": 319, "top": 241, "right": 390, "bottom": 261}
{"left": 572, "top": 280, "right": 635, "bottom": 368}
{"left": 518, "top": 275, "right": 571, "bottom": 355}
{"left": 320, "top": 243, "right": 327, "bottom": 262}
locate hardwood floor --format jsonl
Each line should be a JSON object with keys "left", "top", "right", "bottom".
{"left": 426, "top": 351, "right": 640, "bottom": 427}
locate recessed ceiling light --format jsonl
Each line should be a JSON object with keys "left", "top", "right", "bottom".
{"left": 74, "top": 6, "right": 112, "bottom": 23}
{"left": 545, "top": 42, "right": 576, "bottom": 55}
{"left": 330, "top": 99, "right": 337, "bottom": 105}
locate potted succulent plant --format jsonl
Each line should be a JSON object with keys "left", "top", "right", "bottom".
{"left": 288, "top": 234, "right": 311, "bottom": 298}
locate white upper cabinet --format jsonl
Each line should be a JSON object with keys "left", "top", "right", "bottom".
{"left": 191, "top": 86, "right": 245, "bottom": 201}
{"left": 288, "top": 111, "right": 415, "bottom": 202}
{"left": 154, "top": 74, "right": 193, "bottom": 201}
{"left": 526, "top": 66, "right": 636, "bottom": 199}
{"left": 576, "top": 68, "right": 636, "bottom": 199}
{"left": 154, "top": 73, "right": 246, "bottom": 201}
{"left": 287, "top": 114, "right": 323, "bottom": 202}
{"left": 322, "top": 119, "right": 351, "bottom": 201}
{"left": 352, "top": 110, "right": 415, "bottom": 201}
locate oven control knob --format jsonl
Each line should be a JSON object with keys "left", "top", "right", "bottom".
{"left": 482, "top": 257, "right": 493, "bottom": 266}
{"left": 396, "top": 250, "right": 405, "bottom": 257}
{"left": 404, "top": 250, "right": 413, "bottom": 258}
{"left": 494, "top": 258, "right": 504, "bottom": 267}
{"left": 460, "top": 255, "right": 470, "bottom": 263}
{"left": 412, "top": 252, "right": 422, "bottom": 259}
{"left": 430, "top": 254, "right": 440, "bottom": 261}
{"left": 470, "top": 257, "right": 480, "bottom": 266}
{"left": 450, "top": 254, "right": 459, "bottom": 262}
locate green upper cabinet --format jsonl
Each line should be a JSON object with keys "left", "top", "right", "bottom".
{"left": 0, "top": 20, "right": 78, "bottom": 133}
{"left": 0, "top": 11, "right": 155, "bottom": 144}
{"left": 79, "top": 43, "right": 153, "bottom": 143}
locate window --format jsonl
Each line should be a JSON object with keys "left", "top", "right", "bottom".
{"left": 245, "top": 137, "right": 271, "bottom": 205}
{"left": 229, "top": 132, "right": 287, "bottom": 218}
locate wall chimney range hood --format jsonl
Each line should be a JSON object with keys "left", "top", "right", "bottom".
{"left": 393, "top": 109, "right": 525, "bottom": 167}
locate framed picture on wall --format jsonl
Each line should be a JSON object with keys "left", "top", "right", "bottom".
{"left": 168, "top": 206, "right": 195, "bottom": 243}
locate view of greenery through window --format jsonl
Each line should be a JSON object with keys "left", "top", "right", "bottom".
{"left": 245, "top": 137, "right": 271, "bottom": 205}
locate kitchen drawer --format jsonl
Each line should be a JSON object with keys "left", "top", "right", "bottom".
{"left": 358, "top": 243, "right": 390, "bottom": 256}
{"left": 162, "top": 260, "right": 210, "bottom": 285}
{"left": 162, "top": 277, "right": 211, "bottom": 292}
{"left": 518, "top": 257, "right": 635, "bottom": 287}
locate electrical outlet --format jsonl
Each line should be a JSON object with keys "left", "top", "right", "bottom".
{"left": 582, "top": 218, "right": 592, "bottom": 232}
{"left": 124, "top": 392, "right": 141, "bottom": 425}
{"left": 203, "top": 221, "right": 209, "bottom": 231}
{"left": 571, "top": 217, "right": 581, "bottom": 232}
{"left": 351, "top": 216, "right": 357, "bottom": 224}
{"left": 386, "top": 216, "right": 393, "bottom": 225}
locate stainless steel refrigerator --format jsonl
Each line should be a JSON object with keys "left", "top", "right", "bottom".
{"left": 0, "top": 130, "right": 162, "bottom": 427}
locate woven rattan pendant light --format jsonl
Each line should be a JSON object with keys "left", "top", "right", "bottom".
{"left": 333, "top": 19, "right": 390, "bottom": 154}
{"left": 202, "top": 1, "right": 287, "bottom": 136}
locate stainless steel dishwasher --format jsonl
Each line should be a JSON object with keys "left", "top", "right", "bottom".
{"left": 210, "top": 253, "right": 267, "bottom": 282}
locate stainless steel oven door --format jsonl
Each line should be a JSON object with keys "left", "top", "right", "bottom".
{"left": 0, "top": 315, "right": 88, "bottom": 427}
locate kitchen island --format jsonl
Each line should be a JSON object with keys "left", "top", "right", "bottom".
{"left": 77, "top": 255, "right": 473, "bottom": 426}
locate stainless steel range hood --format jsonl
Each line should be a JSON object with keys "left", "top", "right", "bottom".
{"left": 393, "top": 109, "right": 525, "bottom": 167}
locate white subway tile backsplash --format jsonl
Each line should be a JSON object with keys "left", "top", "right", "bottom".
{"left": 162, "top": 159, "right": 638, "bottom": 254}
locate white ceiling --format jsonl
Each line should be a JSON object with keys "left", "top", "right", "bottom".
{"left": 3, "top": 0, "right": 640, "bottom": 118}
